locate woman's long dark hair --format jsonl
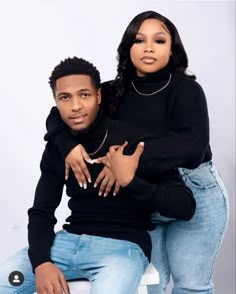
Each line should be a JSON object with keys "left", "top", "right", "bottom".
{"left": 105, "top": 11, "right": 196, "bottom": 115}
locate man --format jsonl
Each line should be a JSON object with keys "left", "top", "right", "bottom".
{"left": 0, "top": 57, "right": 195, "bottom": 294}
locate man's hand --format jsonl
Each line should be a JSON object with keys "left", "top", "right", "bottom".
{"left": 35, "top": 262, "right": 70, "bottom": 294}
{"left": 98, "top": 141, "right": 145, "bottom": 187}
{"left": 65, "top": 144, "right": 93, "bottom": 188}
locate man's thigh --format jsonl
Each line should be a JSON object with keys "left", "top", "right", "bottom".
{"left": 0, "top": 247, "right": 36, "bottom": 294}
{"left": 73, "top": 235, "right": 149, "bottom": 294}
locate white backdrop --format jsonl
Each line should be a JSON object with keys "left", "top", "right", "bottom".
{"left": 0, "top": 1, "right": 235, "bottom": 293}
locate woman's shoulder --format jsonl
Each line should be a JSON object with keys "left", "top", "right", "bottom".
{"left": 172, "top": 75, "right": 205, "bottom": 96}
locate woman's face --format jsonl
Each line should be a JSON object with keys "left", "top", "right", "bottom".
{"left": 130, "top": 18, "right": 172, "bottom": 77}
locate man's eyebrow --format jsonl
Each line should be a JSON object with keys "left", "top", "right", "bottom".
{"left": 56, "top": 88, "right": 91, "bottom": 97}
{"left": 57, "top": 91, "right": 70, "bottom": 97}
{"left": 78, "top": 88, "right": 91, "bottom": 92}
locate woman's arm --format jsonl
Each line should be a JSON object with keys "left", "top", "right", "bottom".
{"left": 45, "top": 107, "right": 92, "bottom": 184}
{"left": 102, "top": 141, "right": 196, "bottom": 221}
{"left": 138, "top": 79, "right": 210, "bottom": 176}
{"left": 125, "top": 172, "right": 196, "bottom": 221}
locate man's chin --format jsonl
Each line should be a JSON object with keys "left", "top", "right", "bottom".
{"left": 71, "top": 126, "right": 89, "bottom": 136}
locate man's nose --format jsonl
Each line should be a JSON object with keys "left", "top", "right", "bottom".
{"left": 71, "top": 98, "right": 82, "bottom": 111}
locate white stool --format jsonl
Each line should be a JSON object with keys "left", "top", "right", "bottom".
{"left": 67, "top": 263, "right": 159, "bottom": 294}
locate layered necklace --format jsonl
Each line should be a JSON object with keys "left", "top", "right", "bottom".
{"left": 131, "top": 73, "right": 172, "bottom": 96}
{"left": 88, "top": 129, "right": 108, "bottom": 156}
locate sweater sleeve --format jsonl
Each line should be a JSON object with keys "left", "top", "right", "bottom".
{"left": 138, "top": 79, "right": 210, "bottom": 176}
{"left": 124, "top": 170, "right": 196, "bottom": 221}
{"left": 44, "top": 106, "right": 80, "bottom": 158}
{"left": 27, "top": 144, "right": 64, "bottom": 271}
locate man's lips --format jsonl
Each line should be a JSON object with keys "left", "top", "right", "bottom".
{"left": 70, "top": 114, "right": 87, "bottom": 123}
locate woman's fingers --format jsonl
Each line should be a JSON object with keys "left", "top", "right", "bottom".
{"left": 65, "top": 144, "right": 92, "bottom": 186}
{"left": 113, "top": 182, "right": 120, "bottom": 197}
{"left": 94, "top": 166, "right": 119, "bottom": 197}
{"left": 99, "top": 177, "right": 113, "bottom": 197}
{"left": 65, "top": 162, "right": 70, "bottom": 181}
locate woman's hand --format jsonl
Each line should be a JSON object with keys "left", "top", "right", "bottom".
{"left": 94, "top": 166, "right": 120, "bottom": 197}
{"left": 97, "top": 141, "right": 145, "bottom": 187}
{"left": 65, "top": 144, "right": 93, "bottom": 188}
{"left": 35, "top": 262, "right": 70, "bottom": 294}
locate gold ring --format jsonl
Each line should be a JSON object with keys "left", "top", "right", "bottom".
{"left": 105, "top": 179, "right": 110, "bottom": 184}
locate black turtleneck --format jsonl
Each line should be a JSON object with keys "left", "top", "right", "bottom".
{"left": 28, "top": 110, "right": 195, "bottom": 271}
{"left": 46, "top": 66, "right": 212, "bottom": 176}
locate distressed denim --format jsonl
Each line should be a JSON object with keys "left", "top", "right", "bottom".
{"left": 148, "top": 161, "right": 229, "bottom": 294}
{"left": 0, "top": 231, "right": 148, "bottom": 294}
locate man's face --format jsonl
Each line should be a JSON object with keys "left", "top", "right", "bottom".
{"left": 54, "top": 75, "right": 101, "bottom": 131}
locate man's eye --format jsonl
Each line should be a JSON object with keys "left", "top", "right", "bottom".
{"left": 81, "top": 93, "right": 90, "bottom": 98}
{"left": 60, "top": 95, "right": 69, "bottom": 100}
{"left": 134, "top": 39, "right": 144, "bottom": 44}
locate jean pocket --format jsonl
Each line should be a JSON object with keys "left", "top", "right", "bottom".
{"left": 184, "top": 168, "right": 218, "bottom": 190}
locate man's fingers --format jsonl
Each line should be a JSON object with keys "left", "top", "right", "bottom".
{"left": 133, "top": 142, "right": 145, "bottom": 159}
{"left": 59, "top": 274, "right": 70, "bottom": 294}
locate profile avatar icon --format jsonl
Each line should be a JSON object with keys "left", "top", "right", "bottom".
{"left": 13, "top": 274, "right": 20, "bottom": 283}
{"left": 8, "top": 271, "right": 24, "bottom": 286}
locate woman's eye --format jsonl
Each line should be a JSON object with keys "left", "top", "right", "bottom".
{"left": 155, "top": 39, "right": 166, "bottom": 44}
{"left": 134, "top": 38, "right": 144, "bottom": 44}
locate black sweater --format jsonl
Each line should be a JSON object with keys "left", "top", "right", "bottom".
{"left": 28, "top": 112, "right": 195, "bottom": 270}
{"left": 45, "top": 66, "right": 212, "bottom": 177}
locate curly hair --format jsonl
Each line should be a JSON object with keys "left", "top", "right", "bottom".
{"left": 107, "top": 10, "right": 196, "bottom": 115}
{"left": 49, "top": 57, "right": 101, "bottom": 95}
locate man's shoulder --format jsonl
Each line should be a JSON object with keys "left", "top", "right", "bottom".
{"left": 106, "top": 117, "right": 152, "bottom": 149}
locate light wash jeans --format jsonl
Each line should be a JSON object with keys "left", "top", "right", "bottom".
{"left": 0, "top": 231, "right": 148, "bottom": 294}
{"left": 148, "top": 161, "right": 229, "bottom": 294}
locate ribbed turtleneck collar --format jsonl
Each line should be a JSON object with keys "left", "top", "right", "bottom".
{"left": 131, "top": 65, "right": 171, "bottom": 95}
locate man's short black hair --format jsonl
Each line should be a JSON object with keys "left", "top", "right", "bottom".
{"left": 49, "top": 57, "right": 101, "bottom": 95}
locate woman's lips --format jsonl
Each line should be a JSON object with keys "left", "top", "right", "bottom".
{"left": 141, "top": 57, "right": 157, "bottom": 64}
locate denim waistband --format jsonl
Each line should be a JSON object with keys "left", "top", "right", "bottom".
{"left": 179, "top": 160, "right": 213, "bottom": 176}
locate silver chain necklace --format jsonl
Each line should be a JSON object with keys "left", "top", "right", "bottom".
{"left": 131, "top": 73, "right": 172, "bottom": 96}
{"left": 88, "top": 129, "right": 108, "bottom": 156}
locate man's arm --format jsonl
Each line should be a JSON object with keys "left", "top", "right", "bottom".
{"left": 28, "top": 143, "right": 70, "bottom": 293}
{"left": 28, "top": 143, "right": 64, "bottom": 270}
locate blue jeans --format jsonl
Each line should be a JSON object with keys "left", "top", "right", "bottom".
{"left": 148, "top": 161, "right": 229, "bottom": 294}
{"left": 0, "top": 231, "right": 148, "bottom": 294}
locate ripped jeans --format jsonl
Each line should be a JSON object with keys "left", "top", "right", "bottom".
{"left": 148, "top": 161, "right": 229, "bottom": 294}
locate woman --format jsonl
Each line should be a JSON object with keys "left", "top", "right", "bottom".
{"left": 45, "top": 11, "right": 229, "bottom": 294}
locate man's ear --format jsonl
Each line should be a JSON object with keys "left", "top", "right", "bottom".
{"left": 97, "top": 88, "right": 102, "bottom": 105}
